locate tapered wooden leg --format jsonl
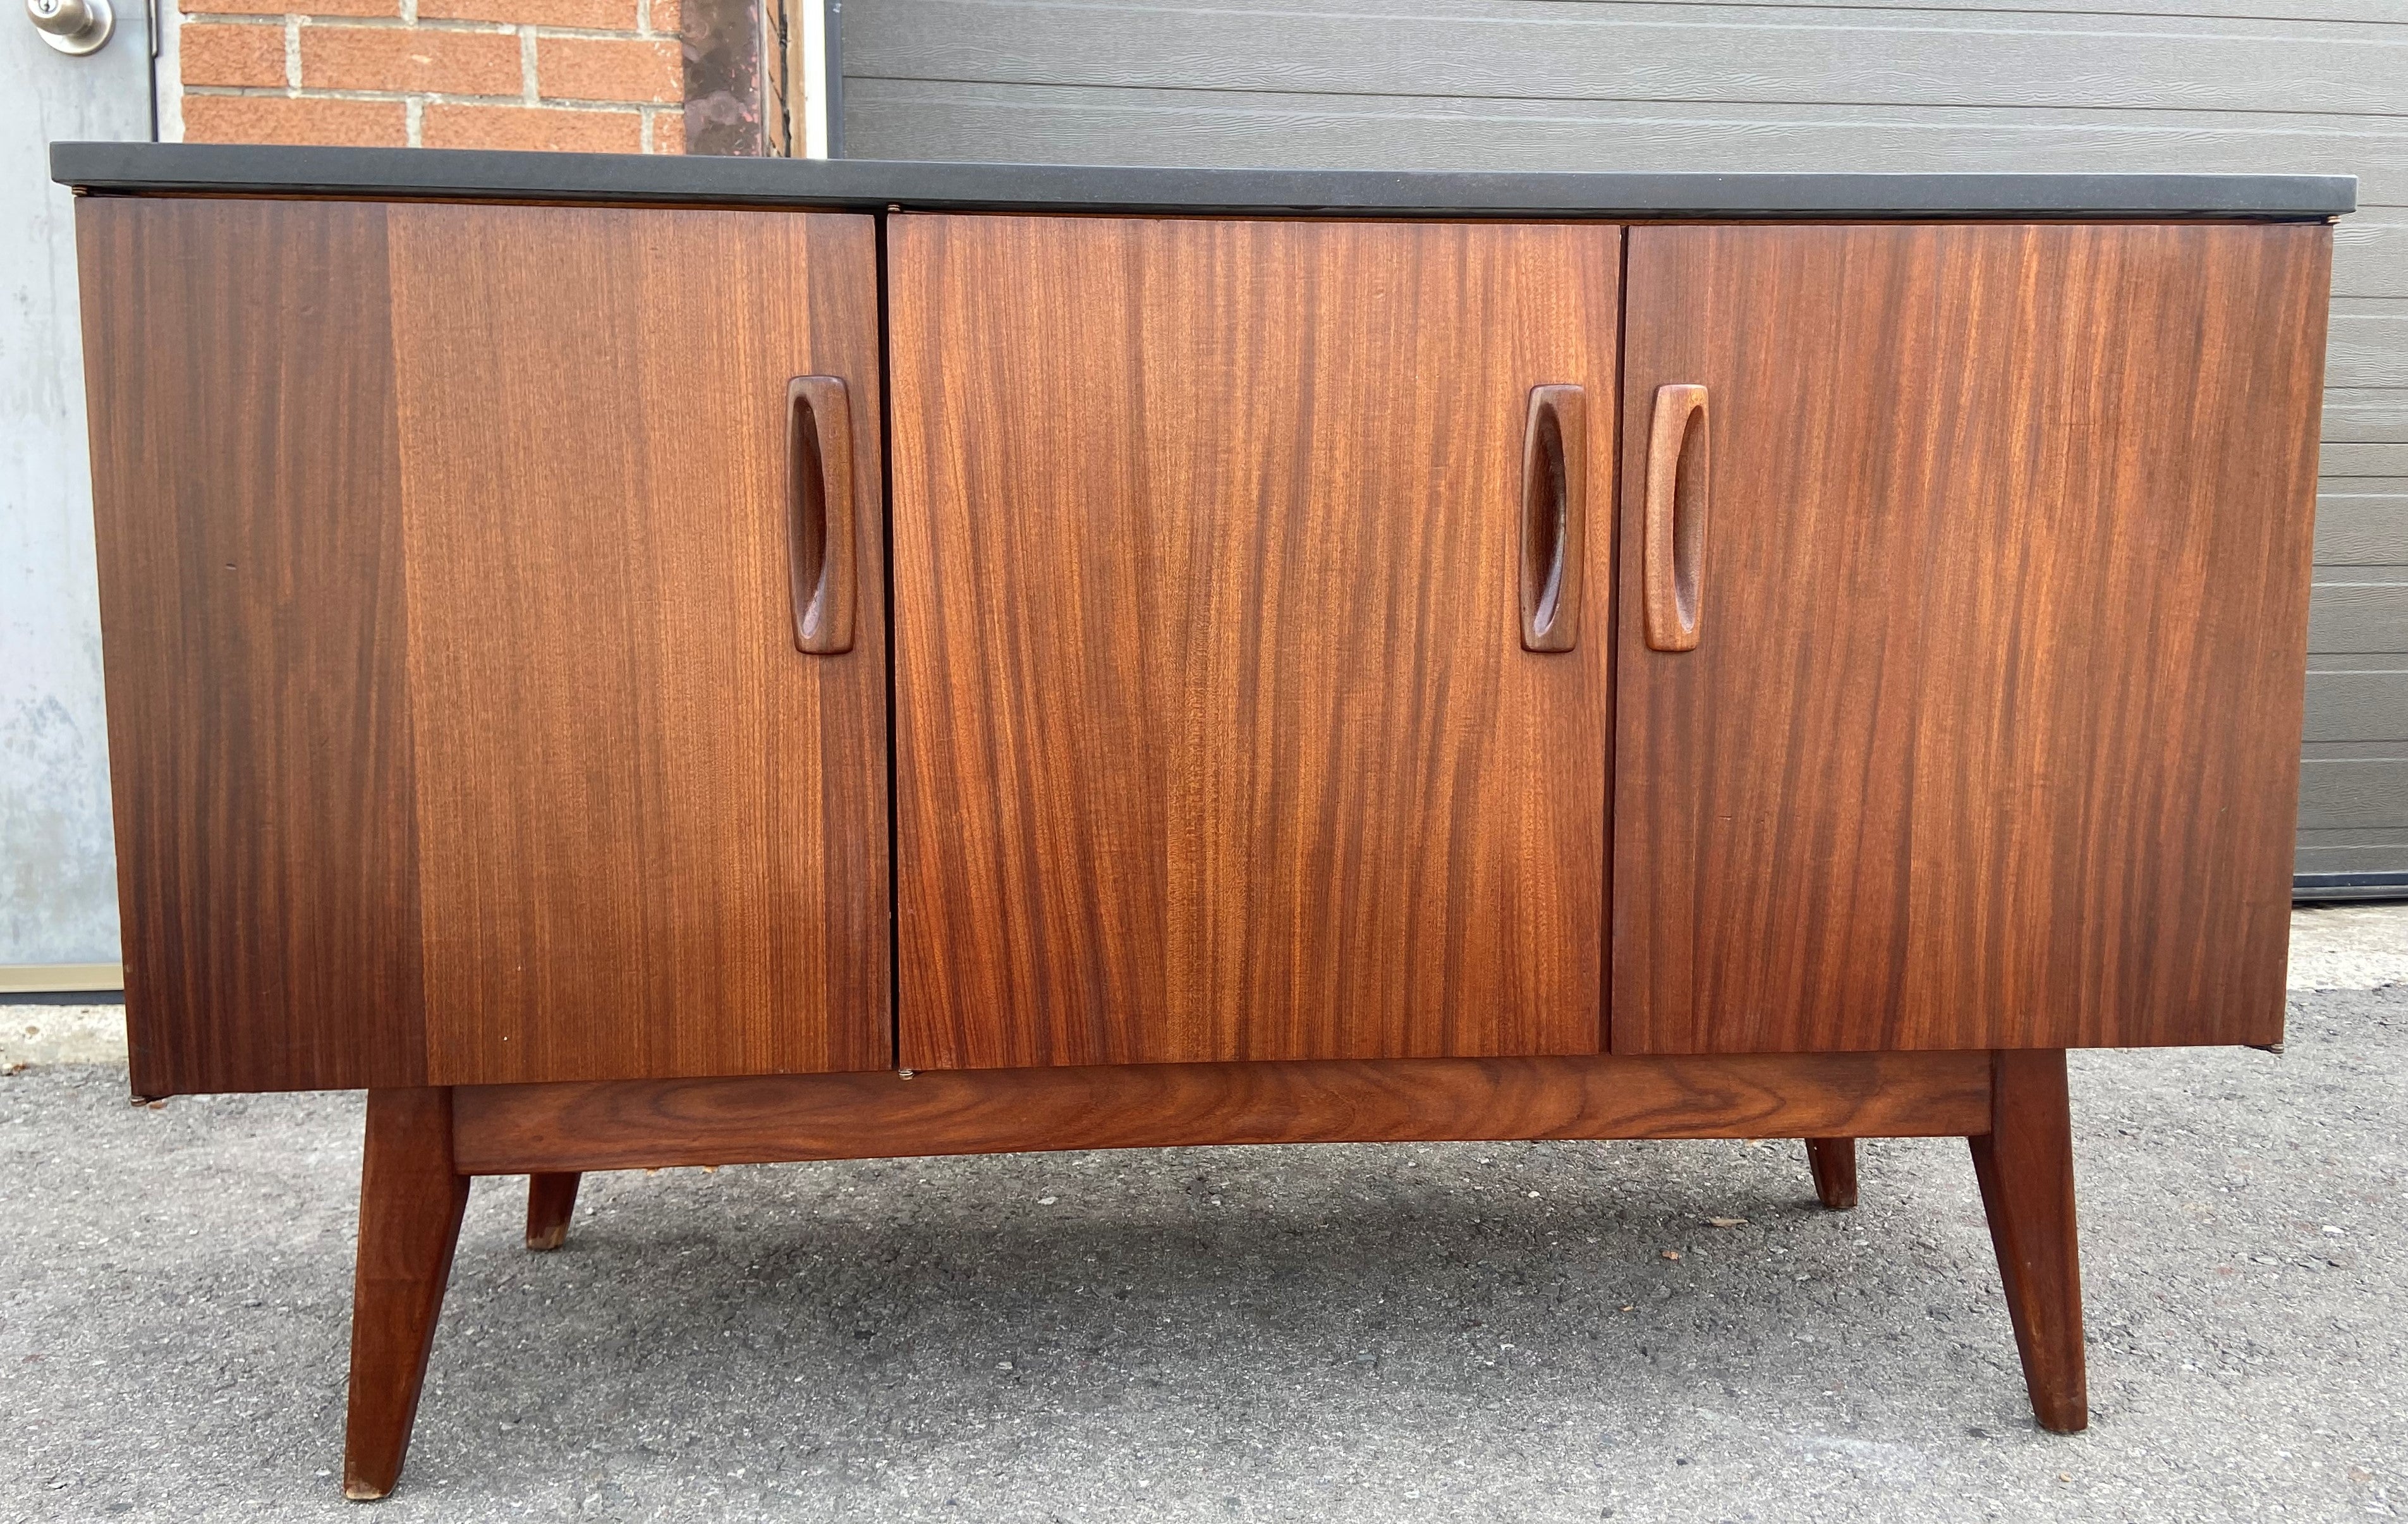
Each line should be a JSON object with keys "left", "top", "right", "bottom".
{"left": 525, "top": 1172, "right": 581, "bottom": 1251}
{"left": 1968, "top": 1049, "right": 2087, "bottom": 1434}
{"left": 1803, "top": 1137, "right": 1858, "bottom": 1209}
{"left": 344, "top": 1087, "right": 470, "bottom": 1501}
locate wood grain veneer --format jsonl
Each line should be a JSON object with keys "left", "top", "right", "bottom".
{"left": 77, "top": 198, "right": 428, "bottom": 1096}
{"left": 1804, "top": 1137, "right": 1858, "bottom": 1211}
{"left": 70, "top": 192, "right": 2331, "bottom": 1496}
{"left": 524, "top": 1172, "right": 580, "bottom": 1252}
{"left": 888, "top": 214, "right": 1621, "bottom": 1069}
{"left": 447, "top": 1050, "right": 1991, "bottom": 1173}
{"left": 1641, "top": 382, "right": 1708, "bottom": 653}
{"left": 1518, "top": 383, "right": 1588, "bottom": 653}
{"left": 344, "top": 1087, "right": 468, "bottom": 1500}
{"left": 1971, "top": 1049, "right": 2086, "bottom": 1432}
{"left": 79, "top": 199, "right": 892, "bottom": 1094}
{"left": 1615, "top": 223, "right": 2331, "bottom": 1054}
{"left": 387, "top": 205, "right": 891, "bottom": 1085}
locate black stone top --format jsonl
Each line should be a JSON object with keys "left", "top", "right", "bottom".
{"left": 51, "top": 142, "right": 2356, "bottom": 221}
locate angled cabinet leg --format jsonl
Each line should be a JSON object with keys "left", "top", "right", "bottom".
{"left": 525, "top": 1172, "right": 582, "bottom": 1252}
{"left": 344, "top": 1088, "right": 470, "bottom": 1501}
{"left": 1968, "top": 1049, "right": 2088, "bottom": 1434}
{"left": 1803, "top": 1137, "right": 1858, "bottom": 1210}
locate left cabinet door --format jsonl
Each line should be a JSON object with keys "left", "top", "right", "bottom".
{"left": 80, "top": 199, "right": 892, "bottom": 1093}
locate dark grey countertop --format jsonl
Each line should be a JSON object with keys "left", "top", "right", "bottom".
{"left": 52, "top": 143, "right": 2355, "bottom": 221}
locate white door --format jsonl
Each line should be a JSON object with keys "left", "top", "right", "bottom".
{"left": 3, "top": 0, "right": 151, "bottom": 991}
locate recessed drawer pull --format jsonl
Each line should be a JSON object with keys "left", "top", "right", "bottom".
{"left": 1644, "top": 382, "right": 1710, "bottom": 652}
{"left": 1519, "top": 382, "right": 1587, "bottom": 652}
{"left": 787, "top": 374, "right": 856, "bottom": 655}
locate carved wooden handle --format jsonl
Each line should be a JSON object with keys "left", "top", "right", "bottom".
{"left": 1644, "top": 382, "right": 1710, "bottom": 652}
{"left": 1519, "top": 383, "right": 1586, "bottom": 653}
{"left": 786, "top": 375, "right": 856, "bottom": 655}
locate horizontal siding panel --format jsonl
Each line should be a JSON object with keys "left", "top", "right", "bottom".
{"left": 2332, "top": 219, "right": 2405, "bottom": 299}
{"left": 2320, "top": 442, "right": 2408, "bottom": 477}
{"left": 2311, "top": 652, "right": 2408, "bottom": 673}
{"left": 2305, "top": 670, "right": 2408, "bottom": 742}
{"left": 2316, "top": 495, "right": 2408, "bottom": 564}
{"left": 2297, "top": 827, "right": 2408, "bottom": 848}
{"left": 846, "top": 1, "right": 2408, "bottom": 115}
{"left": 2300, "top": 758, "right": 2408, "bottom": 829}
{"left": 2326, "top": 389, "right": 2408, "bottom": 443}
{"left": 2297, "top": 817, "right": 2408, "bottom": 879}
{"left": 2328, "top": 315, "right": 2408, "bottom": 388}
{"left": 2295, "top": 843, "right": 2408, "bottom": 874}
{"left": 1187, "top": 0, "right": 2408, "bottom": 24}
{"left": 2308, "top": 579, "right": 2408, "bottom": 652}
{"left": 1425, "top": 0, "right": 2408, "bottom": 24}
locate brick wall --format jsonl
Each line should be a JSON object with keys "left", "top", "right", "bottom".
{"left": 175, "top": 0, "right": 690, "bottom": 152}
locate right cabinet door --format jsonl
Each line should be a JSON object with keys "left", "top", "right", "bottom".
{"left": 1615, "top": 223, "right": 2332, "bottom": 1054}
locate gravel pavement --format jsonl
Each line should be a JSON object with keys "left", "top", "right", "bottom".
{"left": 3, "top": 985, "right": 2404, "bottom": 1523}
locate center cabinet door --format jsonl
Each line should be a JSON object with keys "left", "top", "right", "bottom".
{"left": 889, "top": 216, "right": 1621, "bottom": 1068}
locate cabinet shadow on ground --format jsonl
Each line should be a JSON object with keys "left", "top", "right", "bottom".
{"left": 404, "top": 1134, "right": 2032, "bottom": 1482}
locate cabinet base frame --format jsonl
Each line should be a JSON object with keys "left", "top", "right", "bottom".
{"left": 344, "top": 1049, "right": 2084, "bottom": 1499}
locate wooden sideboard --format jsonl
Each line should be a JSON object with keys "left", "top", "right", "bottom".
{"left": 52, "top": 143, "right": 2350, "bottom": 1500}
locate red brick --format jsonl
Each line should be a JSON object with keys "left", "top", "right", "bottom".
{"left": 648, "top": 0, "right": 678, "bottom": 33}
{"left": 182, "top": 0, "right": 397, "bottom": 15}
{"left": 180, "top": 21, "right": 286, "bottom": 87}
{"left": 182, "top": 94, "right": 408, "bottom": 146}
{"left": 422, "top": 102, "right": 642, "bottom": 152}
{"left": 648, "top": 106, "right": 683, "bottom": 153}
{"left": 418, "top": 0, "right": 635, "bottom": 28}
{"left": 538, "top": 35, "right": 678, "bottom": 104}
{"left": 301, "top": 25, "right": 521, "bottom": 95}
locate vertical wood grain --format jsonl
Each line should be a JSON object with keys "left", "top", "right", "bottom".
{"left": 1616, "top": 223, "right": 2330, "bottom": 1054}
{"left": 889, "top": 215, "right": 1619, "bottom": 1068}
{"left": 1969, "top": 1049, "right": 2087, "bottom": 1432}
{"left": 76, "top": 197, "right": 427, "bottom": 1096}
{"left": 389, "top": 205, "right": 890, "bottom": 1085}
{"left": 343, "top": 1087, "right": 468, "bottom": 1499}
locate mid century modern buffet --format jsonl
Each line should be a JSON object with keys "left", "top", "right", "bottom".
{"left": 52, "top": 143, "right": 2350, "bottom": 1499}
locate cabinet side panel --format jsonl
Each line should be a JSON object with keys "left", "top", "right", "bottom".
{"left": 891, "top": 216, "right": 1618, "bottom": 1068}
{"left": 394, "top": 206, "right": 891, "bottom": 1085}
{"left": 1615, "top": 222, "right": 2328, "bottom": 1053}
{"left": 76, "top": 197, "right": 427, "bottom": 1094}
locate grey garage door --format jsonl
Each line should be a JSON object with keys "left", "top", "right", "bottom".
{"left": 838, "top": 0, "right": 2408, "bottom": 895}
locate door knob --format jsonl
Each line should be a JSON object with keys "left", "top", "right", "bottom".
{"left": 28, "top": 0, "right": 114, "bottom": 54}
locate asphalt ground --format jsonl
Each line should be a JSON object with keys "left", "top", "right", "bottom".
{"left": 1, "top": 984, "right": 2402, "bottom": 1523}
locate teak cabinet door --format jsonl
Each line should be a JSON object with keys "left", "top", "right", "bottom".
{"left": 389, "top": 205, "right": 890, "bottom": 1086}
{"left": 79, "top": 199, "right": 891, "bottom": 1092}
{"left": 889, "top": 215, "right": 1620, "bottom": 1068}
{"left": 1614, "top": 223, "right": 2331, "bottom": 1054}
